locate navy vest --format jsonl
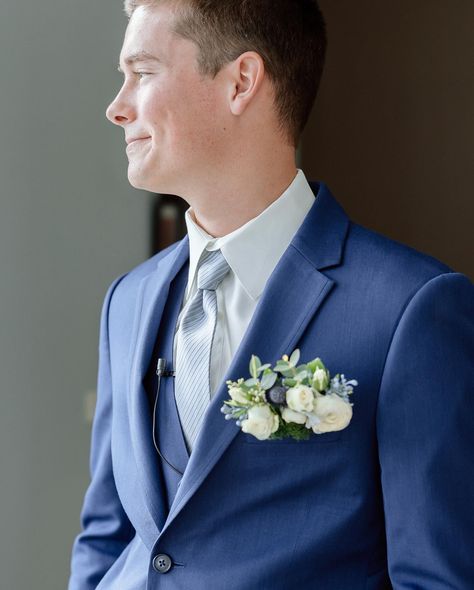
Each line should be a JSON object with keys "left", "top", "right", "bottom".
{"left": 143, "top": 258, "right": 191, "bottom": 528}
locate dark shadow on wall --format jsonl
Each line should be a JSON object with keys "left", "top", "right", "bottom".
{"left": 302, "top": 0, "right": 473, "bottom": 279}
{"left": 150, "top": 194, "right": 188, "bottom": 255}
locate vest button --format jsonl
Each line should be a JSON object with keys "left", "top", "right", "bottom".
{"left": 152, "top": 553, "right": 173, "bottom": 573}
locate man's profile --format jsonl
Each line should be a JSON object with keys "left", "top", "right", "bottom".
{"left": 68, "top": 1, "right": 474, "bottom": 589}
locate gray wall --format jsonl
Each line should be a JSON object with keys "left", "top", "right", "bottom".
{"left": 303, "top": 0, "right": 474, "bottom": 279}
{"left": 0, "top": 2, "right": 151, "bottom": 588}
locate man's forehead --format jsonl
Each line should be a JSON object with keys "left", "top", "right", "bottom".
{"left": 119, "top": 5, "right": 177, "bottom": 66}
{"left": 124, "top": 2, "right": 176, "bottom": 40}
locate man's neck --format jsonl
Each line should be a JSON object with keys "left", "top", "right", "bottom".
{"left": 188, "top": 165, "right": 298, "bottom": 238}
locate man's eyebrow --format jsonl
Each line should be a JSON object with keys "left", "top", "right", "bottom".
{"left": 117, "top": 51, "right": 161, "bottom": 72}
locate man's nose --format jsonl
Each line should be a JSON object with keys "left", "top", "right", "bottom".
{"left": 105, "top": 90, "right": 134, "bottom": 126}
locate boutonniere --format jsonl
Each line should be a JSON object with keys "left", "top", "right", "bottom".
{"left": 220, "top": 349, "right": 357, "bottom": 441}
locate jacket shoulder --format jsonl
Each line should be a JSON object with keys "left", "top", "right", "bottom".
{"left": 345, "top": 221, "right": 454, "bottom": 286}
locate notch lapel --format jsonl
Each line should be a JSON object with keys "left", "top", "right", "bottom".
{"left": 158, "top": 181, "right": 351, "bottom": 539}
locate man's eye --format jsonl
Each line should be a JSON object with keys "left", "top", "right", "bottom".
{"left": 135, "top": 72, "right": 150, "bottom": 79}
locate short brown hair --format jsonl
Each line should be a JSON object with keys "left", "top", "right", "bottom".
{"left": 124, "top": 0, "right": 327, "bottom": 147}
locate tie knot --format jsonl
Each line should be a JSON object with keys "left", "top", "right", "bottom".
{"left": 197, "top": 249, "right": 230, "bottom": 291}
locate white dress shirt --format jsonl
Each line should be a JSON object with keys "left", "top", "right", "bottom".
{"left": 173, "top": 168, "right": 316, "bottom": 399}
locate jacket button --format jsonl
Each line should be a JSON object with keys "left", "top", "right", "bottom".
{"left": 152, "top": 553, "right": 173, "bottom": 573}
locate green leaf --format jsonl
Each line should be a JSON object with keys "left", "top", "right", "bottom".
{"left": 279, "top": 368, "right": 295, "bottom": 378}
{"left": 244, "top": 377, "right": 259, "bottom": 387}
{"left": 270, "top": 420, "right": 311, "bottom": 441}
{"left": 282, "top": 378, "right": 297, "bottom": 388}
{"left": 294, "top": 370, "right": 309, "bottom": 381}
{"left": 289, "top": 349, "right": 300, "bottom": 366}
{"left": 307, "top": 357, "right": 326, "bottom": 373}
{"left": 257, "top": 363, "right": 271, "bottom": 373}
{"left": 260, "top": 372, "right": 278, "bottom": 390}
{"left": 249, "top": 355, "right": 261, "bottom": 379}
{"left": 273, "top": 361, "right": 290, "bottom": 372}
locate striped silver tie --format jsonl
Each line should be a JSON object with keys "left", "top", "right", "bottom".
{"left": 175, "top": 248, "right": 231, "bottom": 453}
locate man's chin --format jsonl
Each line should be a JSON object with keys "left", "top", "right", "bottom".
{"left": 127, "top": 169, "right": 154, "bottom": 192}
{"left": 127, "top": 168, "right": 176, "bottom": 195}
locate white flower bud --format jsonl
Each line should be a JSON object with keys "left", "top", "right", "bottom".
{"left": 228, "top": 386, "right": 249, "bottom": 405}
{"left": 312, "top": 367, "right": 329, "bottom": 392}
{"left": 286, "top": 385, "right": 314, "bottom": 412}
{"left": 281, "top": 407, "right": 307, "bottom": 425}
{"left": 241, "top": 405, "right": 279, "bottom": 440}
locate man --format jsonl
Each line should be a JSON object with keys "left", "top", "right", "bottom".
{"left": 68, "top": 1, "right": 474, "bottom": 588}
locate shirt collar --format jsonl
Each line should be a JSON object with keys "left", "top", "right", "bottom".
{"left": 184, "top": 168, "right": 316, "bottom": 301}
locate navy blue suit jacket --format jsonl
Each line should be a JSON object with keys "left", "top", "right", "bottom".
{"left": 69, "top": 182, "right": 474, "bottom": 589}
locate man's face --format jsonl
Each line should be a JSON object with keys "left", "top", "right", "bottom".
{"left": 106, "top": 4, "right": 225, "bottom": 194}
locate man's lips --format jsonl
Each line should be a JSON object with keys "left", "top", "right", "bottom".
{"left": 126, "top": 136, "right": 151, "bottom": 146}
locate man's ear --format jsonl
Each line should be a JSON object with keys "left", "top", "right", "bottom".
{"left": 227, "top": 51, "right": 266, "bottom": 116}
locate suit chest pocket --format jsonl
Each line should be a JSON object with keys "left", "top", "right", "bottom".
{"left": 242, "top": 429, "right": 342, "bottom": 444}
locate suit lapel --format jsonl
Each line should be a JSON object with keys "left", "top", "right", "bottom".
{"left": 127, "top": 235, "right": 190, "bottom": 535}
{"left": 158, "top": 181, "right": 351, "bottom": 538}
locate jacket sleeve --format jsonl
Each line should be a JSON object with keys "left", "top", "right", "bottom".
{"left": 68, "top": 274, "right": 135, "bottom": 590}
{"left": 376, "top": 271, "right": 474, "bottom": 588}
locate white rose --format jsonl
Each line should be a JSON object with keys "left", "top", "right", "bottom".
{"left": 302, "top": 411, "right": 321, "bottom": 430}
{"left": 312, "top": 367, "right": 329, "bottom": 392}
{"left": 281, "top": 407, "right": 307, "bottom": 425}
{"left": 228, "top": 386, "right": 249, "bottom": 405}
{"left": 286, "top": 385, "right": 315, "bottom": 412}
{"left": 312, "top": 393, "right": 352, "bottom": 433}
{"left": 241, "top": 405, "right": 279, "bottom": 440}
